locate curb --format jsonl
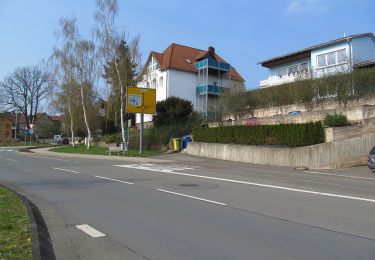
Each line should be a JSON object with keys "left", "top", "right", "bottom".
{"left": 28, "top": 147, "right": 173, "bottom": 163}
{"left": 0, "top": 184, "right": 56, "bottom": 260}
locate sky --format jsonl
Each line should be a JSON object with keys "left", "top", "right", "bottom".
{"left": 0, "top": 0, "right": 374, "bottom": 90}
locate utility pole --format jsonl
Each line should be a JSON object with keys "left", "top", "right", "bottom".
{"left": 139, "top": 113, "right": 144, "bottom": 155}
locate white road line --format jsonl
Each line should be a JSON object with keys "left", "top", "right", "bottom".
{"left": 157, "top": 189, "right": 227, "bottom": 206}
{"left": 76, "top": 224, "right": 106, "bottom": 238}
{"left": 115, "top": 164, "right": 375, "bottom": 204}
{"left": 6, "top": 150, "right": 13, "bottom": 152}
{"left": 6, "top": 158, "right": 17, "bottom": 162}
{"left": 95, "top": 176, "right": 134, "bottom": 185}
{"left": 305, "top": 170, "right": 375, "bottom": 181}
{"left": 52, "top": 167, "right": 80, "bottom": 174}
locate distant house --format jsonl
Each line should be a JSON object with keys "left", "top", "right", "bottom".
{"left": 9, "top": 112, "right": 63, "bottom": 138}
{"left": 137, "top": 43, "right": 244, "bottom": 122}
{"left": 0, "top": 113, "right": 12, "bottom": 142}
{"left": 258, "top": 33, "right": 375, "bottom": 88}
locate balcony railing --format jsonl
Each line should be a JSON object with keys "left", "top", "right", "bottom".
{"left": 196, "top": 85, "right": 225, "bottom": 95}
{"left": 194, "top": 59, "right": 230, "bottom": 71}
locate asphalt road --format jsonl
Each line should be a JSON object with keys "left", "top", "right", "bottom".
{"left": 1, "top": 147, "right": 375, "bottom": 259}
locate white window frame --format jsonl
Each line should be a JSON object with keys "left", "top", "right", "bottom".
{"left": 316, "top": 48, "right": 347, "bottom": 69}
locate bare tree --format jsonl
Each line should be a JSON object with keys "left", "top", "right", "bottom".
{"left": 51, "top": 16, "right": 79, "bottom": 146}
{"left": 0, "top": 66, "right": 54, "bottom": 129}
{"left": 94, "top": 0, "right": 141, "bottom": 149}
{"left": 75, "top": 39, "right": 97, "bottom": 149}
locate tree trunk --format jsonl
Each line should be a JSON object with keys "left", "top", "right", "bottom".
{"left": 80, "top": 84, "right": 91, "bottom": 149}
{"left": 114, "top": 60, "right": 126, "bottom": 147}
{"left": 67, "top": 96, "right": 75, "bottom": 147}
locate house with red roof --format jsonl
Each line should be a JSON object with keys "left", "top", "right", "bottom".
{"left": 137, "top": 43, "right": 244, "bottom": 121}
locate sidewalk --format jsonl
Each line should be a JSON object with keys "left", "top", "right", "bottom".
{"left": 30, "top": 147, "right": 173, "bottom": 163}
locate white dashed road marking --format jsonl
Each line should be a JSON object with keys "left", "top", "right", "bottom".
{"left": 95, "top": 176, "right": 134, "bottom": 185}
{"left": 6, "top": 158, "right": 17, "bottom": 162}
{"left": 52, "top": 167, "right": 80, "bottom": 174}
{"left": 76, "top": 224, "right": 106, "bottom": 238}
{"left": 157, "top": 189, "right": 226, "bottom": 206}
{"left": 115, "top": 164, "right": 375, "bottom": 204}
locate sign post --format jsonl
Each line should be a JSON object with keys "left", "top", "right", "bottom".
{"left": 29, "top": 124, "right": 34, "bottom": 146}
{"left": 126, "top": 87, "right": 156, "bottom": 155}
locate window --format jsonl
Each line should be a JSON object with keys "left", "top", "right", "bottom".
{"left": 159, "top": 77, "right": 163, "bottom": 88}
{"left": 317, "top": 54, "right": 326, "bottom": 68}
{"left": 316, "top": 49, "right": 347, "bottom": 68}
{"left": 288, "top": 66, "right": 298, "bottom": 76}
{"left": 213, "top": 81, "right": 218, "bottom": 86}
{"left": 337, "top": 49, "right": 347, "bottom": 63}
{"left": 276, "top": 68, "right": 287, "bottom": 78}
{"left": 299, "top": 63, "right": 308, "bottom": 72}
{"left": 327, "top": 52, "right": 336, "bottom": 66}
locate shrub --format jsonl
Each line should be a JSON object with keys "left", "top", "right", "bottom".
{"left": 104, "top": 134, "right": 122, "bottom": 144}
{"left": 324, "top": 113, "right": 349, "bottom": 127}
{"left": 192, "top": 122, "right": 324, "bottom": 147}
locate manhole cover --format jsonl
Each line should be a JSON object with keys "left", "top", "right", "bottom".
{"left": 179, "top": 183, "right": 199, "bottom": 187}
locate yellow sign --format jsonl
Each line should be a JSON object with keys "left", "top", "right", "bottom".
{"left": 126, "top": 87, "right": 156, "bottom": 114}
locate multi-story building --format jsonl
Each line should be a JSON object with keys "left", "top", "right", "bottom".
{"left": 137, "top": 43, "right": 244, "bottom": 122}
{"left": 258, "top": 33, "right": 375, "bottom": 88}
{"left": 0, "top": 113, "right": 12, "bottom": 142}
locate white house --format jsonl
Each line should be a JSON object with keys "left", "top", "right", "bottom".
{"left": 136, "top": 43, "right": 244, "bottom": 123}
{"left": 258, "top": 33, "right": 375, "bottom": 88}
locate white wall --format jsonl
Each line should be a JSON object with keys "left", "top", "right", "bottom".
{"left": 167, "top": 69, "right": 197, "bottom": 108}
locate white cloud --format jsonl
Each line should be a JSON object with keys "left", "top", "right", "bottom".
{"left": 286, "top": 0, "right": 328, "bottom": 15}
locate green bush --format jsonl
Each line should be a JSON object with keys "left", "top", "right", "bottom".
{"left": 323, "top": 113, "right": 349, "bottom": 127}
{"left": 104, "top": 134, "right": 122, "bottom": 144}
{"left": 192, "top": 122, "right": 324, "bottom": 147}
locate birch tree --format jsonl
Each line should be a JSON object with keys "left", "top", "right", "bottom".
{"left": 52, "top": 17, "right": 79, "bottom": 146}
{"left": 94, "top": 0, "right": 140, "bottom": 149}
{"left": 75, "top": 39, "right": 97, "bottom": 149}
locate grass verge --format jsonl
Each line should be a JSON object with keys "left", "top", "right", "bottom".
{"left": 0, "top": 187, "right": 32, "bottom": 259}
{"left": 49, "top": 145, "right": 163, "bottom": 157}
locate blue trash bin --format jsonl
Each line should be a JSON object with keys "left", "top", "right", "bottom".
{"left": 182, "top": 135, "right": 192, "bottom": 149}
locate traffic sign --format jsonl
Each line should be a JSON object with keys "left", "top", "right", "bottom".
{"left": 126, "top": 87, "right": 156, "bottom": 114}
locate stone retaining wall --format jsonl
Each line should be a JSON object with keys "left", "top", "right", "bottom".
{"left": 185, "top": 133, "right": 375, "bottom": 168}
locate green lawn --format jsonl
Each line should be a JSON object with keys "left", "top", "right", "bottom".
{"left": 49, "top": 145, "right": 163, "bottom": 157}
{"left": 0, "top": 187, "right": 32, "bottom": 260}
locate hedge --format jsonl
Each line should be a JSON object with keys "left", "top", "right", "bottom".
{"left": 244, "top": 67, "right": 375, "bottom": 110}
{"left": 192, "top": 122, "right": 324, "bottom": 147}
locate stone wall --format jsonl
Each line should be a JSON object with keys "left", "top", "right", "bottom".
{"left": 185, "top": 133, "right": 375, "bottom": 168}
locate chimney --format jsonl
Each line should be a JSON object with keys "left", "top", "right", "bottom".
{"left": 208, "top": 46, "right": 215, "bottom": 54}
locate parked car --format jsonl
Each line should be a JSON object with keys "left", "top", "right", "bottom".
{"left": 61, "top": 137, "right": 69, "bottom": 145}
{"left": 367, "top": 146, "right": 375, "bottom": 169}
{"left": 288, "top": 111, "right": 302, "bottom": 115}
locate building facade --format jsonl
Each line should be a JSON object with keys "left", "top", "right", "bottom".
{"left": 137, "top": 43, "right": 244, "bottom": 122}
{"left": 0, "top": 114, "right": 12, "bottom": 142}
{"left": 258, "top": 33, "right": 375, "bottom": 88}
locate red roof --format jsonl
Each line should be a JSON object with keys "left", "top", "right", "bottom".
{"left": 147, "top": 43, "right": 244, "bottom": 81}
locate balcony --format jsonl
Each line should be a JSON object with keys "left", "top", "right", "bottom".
{"left": 194, "top": 59, "right": 230, "bottom": 71}
{"left": 196, "top": 85, "right": 225, "bottom": 95}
